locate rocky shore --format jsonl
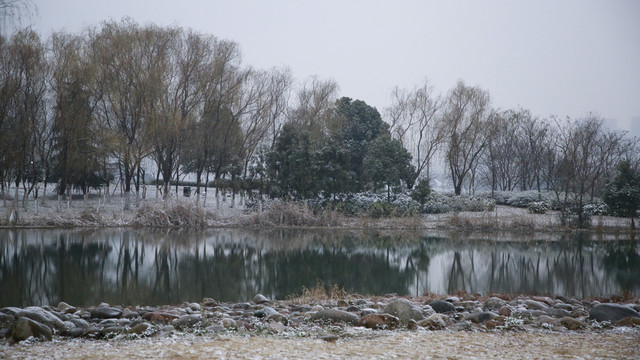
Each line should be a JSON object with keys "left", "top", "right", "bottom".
{"left": 1, "top": 293, "right": 639, "bottom": 345}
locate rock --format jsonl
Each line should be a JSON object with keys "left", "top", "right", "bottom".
{"left": 266, "top": 313, "right": 289, "bottom": 325}
{"left": 254, "top": 306, "right": 278, "bottom": 318}
{"left": 546, "top": 308, "right": 572, "bottom": 318}
{"left": 452, "top": 320, "right": 473, "bottom": 331}
{"left": 68, "top": 318, "right": 89, "bottom": 330}
{"left": 417, "top": 313, "right": 447, "bottom": 330}
{"left": 631, "top": 304, "right": 640, "bottom": 313}
{"left": 498, "top": 306, "right": 512, "bottom": 317}
{"left": 173, "top": 314, "right": 204, "bottom": 330}
{"left": 615, "top": 317, "right": 640, "bottom": 327}
{"left": 100, "top": 326, "right": 125, "bottom": 337}
{"left": 142, "top": 311, "right": 181, "bottom": 323}
{"left": 384, "top": 298, "right": 425, "bottom": 323}
{"left": 483, "top": 297, "right": 506, "bottom": 311}
{"left": 222, "top": 318, "right": 237, "bottom": 329}
{"left": 16, "top": 307, "right": 66, "bottom": 331}
{"left": 467, "top": 311, "right": 498, "bottom": 324}
{"left": 89, "top": 306, "right": 123, "bottom": 319}
{"left": 484, "top": 319, "right": 504, "bottom": 329}
{"left": 202, "top": 298, "right": 219, "bottom": 307}
{"left": 553, "top": 303, "right": 573, "bottom": 312}
{"left": 407, "top": 319, "right": 418, "bottom": 330}
{"left": 57, "top": 302, "right": 76, "bottom": 314}
{"left": 234, "top": 303, "right": 251, "bottom": 310}
{"left": 524, "top": 300, "right": 549, "bottom": 311}
{"left": 560, "top": 316, "right": 586, "bottom": 330}
{"left": 429, "top": 300, "right": 455, "bottom": 314}
{"left": 531, "top": 296, "right": 555, "bottom": 306}
{"left": 0, "top": 312, "right": 15, "bottom": 330}
{"left": 360, "top": 308, "right": 377, "bottom": 316}
{"left": 571, "top": 309, "right": 589, "bottom": 318}
{"left": 535, "top": 315, "right": 559, "bottom": 327}
{"left": 337, "top": 300, "right": 349, "bottom": 307}
{"left": 122, "top": 309, "right": 140, "bottom": 319}
{"left": 12, "top": 317, "right": 52, "bottom": 341}
{"left": 589, "top": 303, "right": 640, "bottom": 323}
{"left": 254, "top": 294, "right": 269, "bottom": 304}
{"left": 267, "top": 322, "right": 285, "bottom": 333}
{"left": 186, "top": 303, "right": 201, "bottom": 312}
{"left": 512, "top": 309, "right": 532, "bottom": 318}
{"left": 357, "top": 313, "right": 400, "bottom": 330}
{"left": 310, "top": 309, "right": 359, "bottom": 325}
{"left": 128, "top": 322, "right": 151, "bottom": 335}
{"left": 445, "top": 296, "right": 460, "bottom": 303}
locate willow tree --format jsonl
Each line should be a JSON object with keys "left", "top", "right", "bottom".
{"left": 50, "top": 32, "right": 103, "bottom": 205}
{"left": 441, "top": 80, "right": 493, "bottom": 195}
{"left": 0, "top": 30, "right": 48, "bottom": 207}
{"left": 89, "top": 20, "right": 170, "bottom": 209}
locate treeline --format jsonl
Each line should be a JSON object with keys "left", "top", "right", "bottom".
{"left": 1, "top": 20, "right": 639, "bottom": 222}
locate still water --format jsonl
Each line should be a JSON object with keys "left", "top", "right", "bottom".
{"left": 0, "top": 228, "right": 638, "bottom": 307}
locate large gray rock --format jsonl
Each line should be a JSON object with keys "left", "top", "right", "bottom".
{"left": 483, "top": 297, "right": 506, "bottom": 311}
{"left": 429, "top": 300, "right": 455, "bottom": 314}
{"left": 89, "top": 306, "right": 123, "bottom": 319}
{"left": 16, "top": 307, "right": 66, "bottom": 331}
{"left": 546, "top": 308, "right": 572, "bottom": 318}
{"left": 310, "top": 309, "right": 359, "bottom": 325}
{"left": 589, "top": 303, "right": 640, "bottom": 323}
{"left": 254, "top": 306, "right": 279, "bottom": 318}
{"left": 524, "top": 300, "right": 549, "bottom": 311}
{"left": 466, "top": 311, "right": 498, "bottom": 324}
{"left": 173, "top": 314, "right": 204, "bottom": 330}
{"left": 383, "top": 299, "right": 425, "bottom": 323}
{"left": 12, "top": 317, "right": 52, "bottom": 341}
{"left": 254, "top": 294, "right": 269, "bottom": 304}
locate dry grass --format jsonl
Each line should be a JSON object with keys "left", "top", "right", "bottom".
{"left": 286, "top": 281, "right": 348, "bottom": 304}
{"left": 241, "top": 201, "right": 342, "bottom": 227}
{"left": 132, "top": 200, "right": 209, "bottom": 227}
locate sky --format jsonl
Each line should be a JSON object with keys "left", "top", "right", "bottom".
{"left": 17, "top": 0, "right": 640, "bottom": 137}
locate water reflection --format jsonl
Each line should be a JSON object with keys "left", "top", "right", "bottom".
{"left": 0, "top": 229, "right": 638, "bottom": 307}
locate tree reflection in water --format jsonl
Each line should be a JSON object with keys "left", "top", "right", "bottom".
{"left": 0, "top": 229, "right": 637, "bottom": 307}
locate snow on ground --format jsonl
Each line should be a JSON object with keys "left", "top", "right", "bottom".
{"left": 1, "top": 330, "right": 639, "bottom": 359}
{"left": 0, "top": 185, "right": 635, "bottom": 230}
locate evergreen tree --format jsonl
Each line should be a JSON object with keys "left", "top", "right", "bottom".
{"left": 362, "top": 136, "right": 416, "bottom": 202}
{"left": 603, "top": 160, "right": 640, "bottom": 229}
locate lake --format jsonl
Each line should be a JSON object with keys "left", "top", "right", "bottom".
{"left": 0, "top": 228, "right": 638, "bottom": 307}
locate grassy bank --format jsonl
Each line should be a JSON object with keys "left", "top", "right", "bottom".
{"left": 0, "top": 189, "right": 636, "bottom": 232}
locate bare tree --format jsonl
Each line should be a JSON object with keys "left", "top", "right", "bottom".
{"left": 386, "top": 78, "right": 443, "bottom": 181}
{"left": 551, "top": 114, "right": 629, "bottom": 227}
{"left": 289, "top": 75, "right": 339, "bottom": 142}
{"left": 0, "top": 0, "right": 36, "bottom": 36}
{"left": 441, "top": 80, "right": 493, "bottom": 195}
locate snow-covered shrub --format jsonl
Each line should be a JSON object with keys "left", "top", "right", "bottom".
{"left": 527, "top": 201, "right": 549, "bottom": 214}
{"left": 583, "top": 202, "right": 608, "bottom": 216}
{"left": 488, "top": 191, "right": 555, "bottom": 208}
{"left": 309, "top": 192, "right": 421, "bottom": 218}
{"left": 421, "top": 193, "right": 494, "bottom": 214}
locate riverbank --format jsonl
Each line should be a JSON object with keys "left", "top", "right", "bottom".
{"left": 1, "top": 292, "right": 639, "bottom": 358}
{"left": 1, "top": 193, "right": 636, "bottom": 232}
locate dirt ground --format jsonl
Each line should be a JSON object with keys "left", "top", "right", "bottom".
{"left": 2, "top": 330, "right": 639, "bottom": 360}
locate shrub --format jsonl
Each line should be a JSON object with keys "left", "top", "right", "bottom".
{"left": 527, "top": 201, "right": 549, "bottom": 214}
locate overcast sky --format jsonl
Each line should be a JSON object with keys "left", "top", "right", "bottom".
{"left": 24, "top": 0, "right": 640, "bottom": 136}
